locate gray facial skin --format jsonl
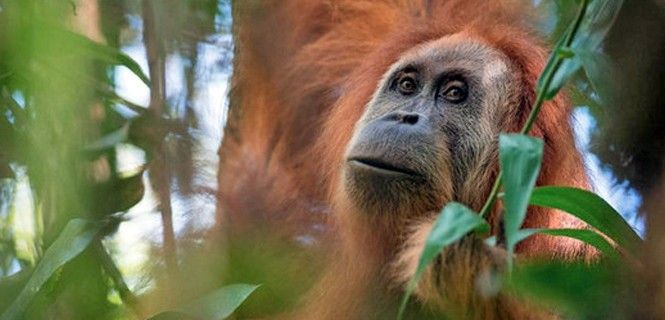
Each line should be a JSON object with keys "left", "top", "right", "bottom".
{"left": 344, "top": 34, "right": 518, "bottom": 217}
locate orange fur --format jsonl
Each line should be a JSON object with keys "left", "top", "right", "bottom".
{"left": 218, "top": 1, "right": 594, "bottom": 318}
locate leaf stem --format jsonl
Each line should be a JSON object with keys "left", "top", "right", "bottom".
{"left": 479, "top": 0, "right": 589, "bottom": 218}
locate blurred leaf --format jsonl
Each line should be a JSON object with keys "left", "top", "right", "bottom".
{"left": 0, "top": 268, "right": 31, "bottom": 312}
{"left": 570, "top": 80, "right": 604, "bottom": 117}
{"left": 573, "top": 0, "right": 624, "bottom": 50}
{"left": 99, "top": 87, "right": 147, "bottom": 115}
{"left": 529, "top": 186, "right": 641, "bottom": 254}
{"left": 85, "top": 123, "right": 130, "bottom": 152}
{"left": 515, "top": 228, "right": 619, "bottom": 260}
{"left": 506, "top": 262, "right": 618, "bottom": 318}
{"left": 93, "top": 242, "right": 140, "bottom": 313}
{"left": 148, "top": 284, "right": 260, "bottom": 320}
{"left": 538, "top": 0, "right": 623, "bottom": 100}
{"left": 0, "top": 219, "right": 101, "bottom": 320}
{"left": 0, "top": 105, "right": 15, "bottom": 177}
{"left": 550, "top": 0, "right": 579, "bottom": 40}
{"left": 31, "top": 26, "right": 149, "bottom": 87}
{"left": 397, "top": 202, "right": 489, "bottom": 319}
{"left": 573, "top": 49, "right": 615, "bottom": 105}
{"left": 543, "top": 45, "right": 583, "bottom": 100}
{"left": 128, "top": 113, "right": 174, "bottom": 152}
{"left": 499, "top": 134, "right": 543, "bottom": 263}
{"left": 0, "top": 163, "right": 12, "bottom": 179}
{"left": 58, "top": 29, "right": 151, "bottom": 87}
{"left": 148, "top": 311, "right": 197, "bottom": 320}
{"left": 0, "top": 103, "right": 16, "bottom": 157}
{"left": 91, "top": 170, "right": 145, "bottom": 216}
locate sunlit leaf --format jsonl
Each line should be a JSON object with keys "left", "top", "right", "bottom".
{"left": 0, "top": 219, "right": 101, "bottom": 320}
{"left": 397, "top": 202, "right": 489, "bottom": 319}
{"left": 147, "top": 284, "right": 260, "bottom": 320}
{"left": 499, "top": 134, "right": 543, "bottom": 263}
{"left": 529, "top": 186, "right": 641, "bottom": 253}
{"left": 515, "top": 228, "right": 619, "bottom": 260}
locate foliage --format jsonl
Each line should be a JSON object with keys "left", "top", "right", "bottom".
{"left": 0, "top": 0, "right": 252, "bottom": 319}
{"left": 1, "top": 220, "right": 101, "bottom": 320}
{"left": 147, "top": 284, "right": 260, "bottom": 320}
{"left": 0, "top": 0, "right": 645, "bottom": 319}
{"left": 398, "top": 1, "right": 640, "bottom": 319}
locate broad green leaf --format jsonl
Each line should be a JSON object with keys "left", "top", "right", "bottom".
{"left": 515, "top": 228, "right": 619, "bottom": 260}
{"left": 1, "top": 219, "right": 101, "bottom": 320}
{"left": 506, "top": 262, "right": 619, "bottom": 318}
{"left": 147, "top": 284, "right": 260, "bottom": 320}
{"left": 529, "top": 186, "right": 641, "bottom": 253}
{"left": 397, "top": 202, "right": 489, "bottom": 319}
{"left": 499, "top": 134, "right": 543, "bottom": 260}
{"left": 417, "top": 203, "right": 490, "bottom": 278}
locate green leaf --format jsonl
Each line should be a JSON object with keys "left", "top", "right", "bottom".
{"left": 1, "top": 219, "right": 101, "bottom": 320}
{"left": 74, "top": 36, "right": 151, "bottom": 87}
{"left": 537, "top": 35, "right": 566, "bottom": 99}
{"left": 147, "top": 311, "right": 197, "bottom": 320}
{"left": 499, "top": 134, "right": 544, "bottom": 261}
{"left": 544, "top": 46, "right": 583, "bottom": 100}
{"left": 183, "top": 284, "right": 259, "bottom": 319}
{"left": 417, "top": 203, "right": 490, "bottom": 278}
{"left": 573, "top": 0, "right": 624, "bottom": 50}
{"left": 538, "top": 0, "right": 623, "bottom": 100}
{"left": 506, "top": 262, "right": 619, "bottom": 318}
{"left": 573, "top": 49, "right": 615, "bottom": 105}
{"left": 397, "top": 202, "right": 489, "bottom": 319}
{"left": 147, "top": 284, "right": 260, "bottom": 320}
{"left": 46, "top": 27, "right": 151, "bottom": 86}
{"left": 515, "top": 228, "right": 620, "bottom": 260}
{"left": 529, "top": 186, "right": 641, "bottom": 254}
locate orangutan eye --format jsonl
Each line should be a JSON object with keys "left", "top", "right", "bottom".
{"left": 395, "top": 73, "right": 418, "bottom": 96}
{"left": 439, "top": 79, "right": 468, "bottom": 104}
{"left": 397, "top": 76, "right": 417, "bottom": 96}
